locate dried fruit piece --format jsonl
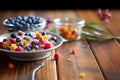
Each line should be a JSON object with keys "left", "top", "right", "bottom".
{"left": 75, "top": 47, "right": 79, "bottom": 51}
{"left": 80, "top": 72, "right": 85, "bottom": 78}
{"left": 67, "top": 58, "right": 72, "bottom": 62}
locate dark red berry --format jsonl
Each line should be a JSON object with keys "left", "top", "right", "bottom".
{"left": 44, "top": 42, "right": 52, "bottom": 49}
{"left": 54, "top": 53, "right": 60, "bottom": 60}
{"left": 18, "top": 31, "right": 23, "bottom": 36}
{"left": 15, "top": 46, "right": 24, "bottom": 51}
{"left": 3, "top": 38, "right": 8, "bottom": 42}
{"left": 10, "top": 38, "right": 16, "bottom": 43}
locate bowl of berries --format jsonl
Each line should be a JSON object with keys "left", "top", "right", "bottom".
{"left": 3, "top": 16, "right": 47, "bottom": 31}
{"left": 0, "top": 30, "right": 63, "bottom": 61}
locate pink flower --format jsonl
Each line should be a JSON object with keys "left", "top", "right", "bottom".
{"left": 46, "top": 16, "right": 53, "bottom": 24}
{"left": 98, "top": 9, "right": 112, "bottom": 24}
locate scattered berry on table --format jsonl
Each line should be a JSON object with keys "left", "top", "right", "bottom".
{"left": 80, "top": 72, "right": 85, "bottom": 78}
{"left": 67, "top": 58, "right": 72, "bottom": 62}
{"left": 71, "top": 49, "right": 76, "bottom": 54}
{"left": 75, "top": 47, "right": 79, "bottom": 51}
{"left": 8, "top": 63, "right": 14, "bottom": 69}
{"left": 54, "top": 53, "right": 60, "bottom": 60}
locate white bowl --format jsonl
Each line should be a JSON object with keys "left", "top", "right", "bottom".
{"left": 0, "top": 31, "right": 63, "bottom": 61}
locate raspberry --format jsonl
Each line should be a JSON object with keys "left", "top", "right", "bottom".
{"left": 15, "top": 46, "right": 24, "bottom": 51}
{"left": 10, "top": 38, "right": 16, "bottom": 43}
{"left": 3, "top": 38, "right": 8, "bottom": 42}
{"left": 18, "top": 30, "right": 23, "bottom": 36}
{"left": 54, "top": 53, "right": 60, "bottom": 60}
{"left": 40, "top": 39, "right": 47, "bottom": 45}
{"left": 72, "top": 49, "right": 76, "bottom": 54}
{"left": 44, "top": 42, "right": 52, "bottom": 49}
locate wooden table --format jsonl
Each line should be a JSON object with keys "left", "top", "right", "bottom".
{"left": 0, "top": 10, "right": 120, "bottom": 80}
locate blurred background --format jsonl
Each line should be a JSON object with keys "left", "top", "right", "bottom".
{"left": 0, "top": 0, "right": 120, "bottom": 10}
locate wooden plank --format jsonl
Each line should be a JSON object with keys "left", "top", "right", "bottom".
{"left": 43, "top": 10, "right": 104, "bottom": 80}
{"left": 104, "top": 10, "right": 120, "bottom": 36}
{"left": 56, "top": 39, "right": 104, "bottom": 80}
{"left": 0, "top": 51, "right": 57, "bottom": 80}
{"left": 76, "top": 10, "right": 120, "bottom": 80}
{"left": 36, "top": 50, "right": 57, "bottom": 80}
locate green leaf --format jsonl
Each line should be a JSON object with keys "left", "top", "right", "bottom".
{"left": 81, "top": 31, "right": 119, "bottom": 41}
{"left": 84, "top": 22, "right": 107, "bottom": 32}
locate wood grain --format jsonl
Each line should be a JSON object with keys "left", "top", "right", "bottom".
{"left": 76, "top": 10, "right": 120, "bottom": 80}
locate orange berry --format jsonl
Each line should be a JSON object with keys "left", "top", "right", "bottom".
{"left": 76, "top": 47, "right": 79, "bottom": 51}
{"left": 36, "top": 31, "right": 42, "bottom": 39}
{"left": 80, "top": 72, "right": 85, "bottom": 78}
{"left": 8, "top": 63, "right": 14, "bottom": 69}
{"left": 67, "top": 58, "right": 72, "bottom": 62}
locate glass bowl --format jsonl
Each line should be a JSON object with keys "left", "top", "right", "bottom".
{"left": 3, "top": 16, "right": 47, "bottom": 32}
{"left": 53, "top": 17, "right": 85, "bottom": 42}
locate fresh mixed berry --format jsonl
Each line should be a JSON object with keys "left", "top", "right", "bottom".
{"left": 0, "top": 31, "right": 57, "bottom": 52}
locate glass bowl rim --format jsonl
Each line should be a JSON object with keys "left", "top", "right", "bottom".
{"left": 53, "top": 17, "right": 85, "bottom": 27}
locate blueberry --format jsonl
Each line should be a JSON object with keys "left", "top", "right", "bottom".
{"left": 16, "top": 37, "right": 21, "bottom": 42}
{"left": 40, "top": 31, "right": 46, "bottom": 36}
{"left": 14, "top": 22, "right": 20, "bottom": 26}
{"left": 20, "top": 20, "right": 25, "bottom": 25}
{"left": 10, "top": 19, "right": 15, "bottom": 24}
{"left": 33, "top": 45, "right": 39, "bottom": 50}
{"left": 7, "top": 17, "right": 13, "bottom": 21}
{"left": 28, "top": 33, "right": 33, "bottom": 37}
{"left": 5, "top": 20, "right": 11, "bottom": 24}
{"left": 17, "top": 16, "right": 23, "bottom": 20}
{"left": 24, "top": 23, "right": 30, "bottom": 30}
{"left": 51, "top": 36, "right": 57, "bottom": 42}
{"left": 11, "top": 33, "right": 16, "bottom": 38}
{"left": 17, "top": 42, "right": 23, "bottom": 47}
{"left": 18, "top": 24, "right": 23, "bottom": 28}
{"left": 25, "top": 32, "right": 29, "bottom": 36}
{"left": 14, "top": 19, "right": 20, "bottom": 23}
{"left": 25, "top": 46, "right": 31, "bottom": 51}
{"left": 37, "top": 19, "right": 42, "bottom": 23}
{"left": 22, "top": 16, "right": 28, "bottom": 21}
